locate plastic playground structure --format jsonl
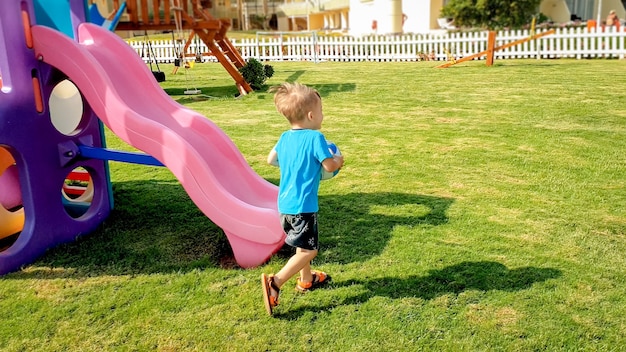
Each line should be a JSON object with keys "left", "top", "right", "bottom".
{"left": 0, "top": 0, "right": 284, "bottom": 275}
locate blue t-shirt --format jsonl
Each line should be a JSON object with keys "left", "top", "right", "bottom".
{"left": 273, "top": 129, "right": 333, "bottom": 214}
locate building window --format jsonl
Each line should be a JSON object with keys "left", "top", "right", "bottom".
{"left": 564, "top": 0, "right": 595, "bottom": 20}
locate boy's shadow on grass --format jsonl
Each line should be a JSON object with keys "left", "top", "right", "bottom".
{"left": 275, "top": 261, "right": 562, "bottom": 319}
{"left": 312, "top": 192, "right": 453, "bottom": 264}
{"left": 7, "top": 183, "right": 451, "bottom": 278}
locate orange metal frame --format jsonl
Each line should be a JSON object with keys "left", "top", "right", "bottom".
{"left": 436, "top": 29, "right": 556, "bottom": 69}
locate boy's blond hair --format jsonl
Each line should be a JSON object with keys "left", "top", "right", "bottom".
{"left": 270, "top": 82, "right": 320, "bottom": 123}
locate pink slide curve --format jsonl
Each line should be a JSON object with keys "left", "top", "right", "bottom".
{"left": 31, "top": 23, "right": 285, "bottom": 268}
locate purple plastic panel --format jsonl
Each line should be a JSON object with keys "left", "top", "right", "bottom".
{"left": 0, "top": 0, "right": 112, "bottom": 275}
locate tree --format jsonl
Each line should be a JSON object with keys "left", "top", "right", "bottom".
{"left": 441, "top": 0, "right": 541, "bottom": 30}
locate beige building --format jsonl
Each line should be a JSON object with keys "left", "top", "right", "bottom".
{"left": 220, "top": 0, "right": 626, "bottom": 34}
{"left": 93, "top": 0, "right": 626, "bottom": 35}
{"left": 348, "top": 0, "right": 626, "bottom": 35}
{"left": 217, "top": 1, "right": 350, "bottom": 32}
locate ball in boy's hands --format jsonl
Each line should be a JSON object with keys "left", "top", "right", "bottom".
{"left": 321, "top": 141, "right": 341, "bottom": 181}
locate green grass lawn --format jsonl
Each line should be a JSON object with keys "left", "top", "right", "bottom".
{"left": 1, "top": 59, "right": 625, "bottom": 351}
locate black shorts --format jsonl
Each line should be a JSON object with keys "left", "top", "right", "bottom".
{"left": 281, "top": 213, "right": 319, "bottom": 250}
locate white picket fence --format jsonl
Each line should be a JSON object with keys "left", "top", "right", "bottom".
{"left": 130, "top": 26, "right": 626, "bottom": 64}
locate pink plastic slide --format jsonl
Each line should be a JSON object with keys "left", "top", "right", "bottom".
{"left": 31, "top": 23, "right": 285, "bottom": 268}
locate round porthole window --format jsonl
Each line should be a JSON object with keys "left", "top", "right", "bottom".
{"left": 49, "top": 79, "right": 84, "bottom": 136}
{"left": 0, "top": 147, "right": 24, "bottom": 250}
{"left": 62, "top": 166, "right": 94, "bottom": 218}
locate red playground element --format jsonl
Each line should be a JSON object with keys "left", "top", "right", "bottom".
{"left": 63, "top": 169, "right": 91, "bottom": 197}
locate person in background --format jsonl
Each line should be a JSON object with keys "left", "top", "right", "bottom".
{"left": 606, "top": 10, "right": 619, "bottom": 27}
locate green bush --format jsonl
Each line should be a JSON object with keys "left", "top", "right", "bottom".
{"left": 239, "top": 58, "right": 274, "bottom": 90}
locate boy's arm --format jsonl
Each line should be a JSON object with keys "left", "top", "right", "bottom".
{"left": 267, "top": 149, "right": 279, "bottom": 167}
{"left": 322, "top": 154, "right": 344, "bottom": 173}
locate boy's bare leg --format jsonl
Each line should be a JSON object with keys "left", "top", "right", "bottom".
{"left": 299, "top": 261, "right": 313, "bottom": 283}
{"left": 273, "top": 248, "right": 317, "bottom": 288}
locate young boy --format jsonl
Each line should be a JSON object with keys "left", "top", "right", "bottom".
{"left": 261, "top": 82, "right": 344, "bottom": 316}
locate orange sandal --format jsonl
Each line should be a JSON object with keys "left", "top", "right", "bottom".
{"left": 261, "top": 273, "right": 280, "bottom": 315}
{"left": 296, "top": 270, "right": 331, "bottom": 292}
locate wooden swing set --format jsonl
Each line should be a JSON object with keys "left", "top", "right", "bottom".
{"left": 112, "top": 0, "right": 252, "bottom": 94}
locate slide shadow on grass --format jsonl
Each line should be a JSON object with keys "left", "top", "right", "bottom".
{"left": 4, "top": 183, "right": 451, "bottom": 278}
{"left": 163, "top": 81, "right": 356, "bottom": 103}
{"left": 164, "top": 85, "right": 240, "bottom": 100}
{"left": 274, "top": 261, "right": 562, "bottom": 319}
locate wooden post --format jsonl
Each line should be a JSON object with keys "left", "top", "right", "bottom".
{"left": 182, "top": 30, "right": 197, "bottom": 58}
{"left": 164, "top": 0, "right": 171, "bottom": 25}
{"left": 237, "top": 0, "right": 243, "bottom": 30}
{"left": 152, "top": 0, "right": 160, "bottom": 26}
{"left": 140, "top": 0, "right": 149, "bottom": 25}
{"left": 127, "top": 0, "right": 138, "bottom": 26}
{"left": 486, "top": 31, "right": 496, "bottom": 66}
